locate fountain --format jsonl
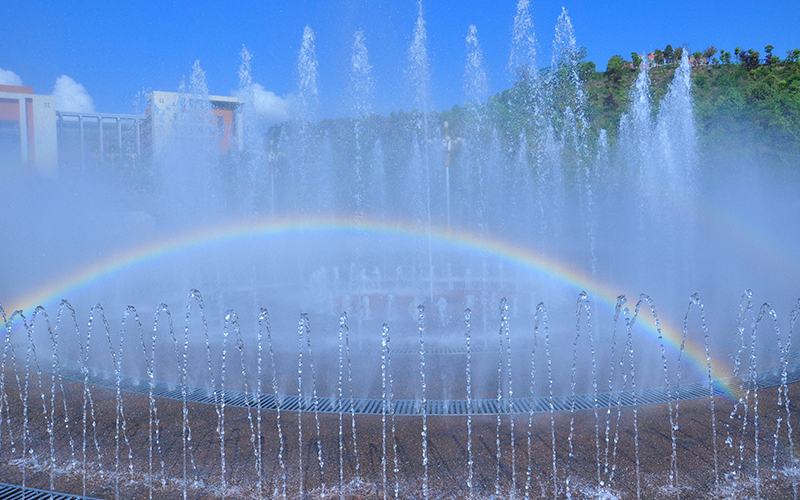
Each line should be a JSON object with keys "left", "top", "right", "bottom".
{"left": 2, "top": 1, "right": 800, "bottom": 499}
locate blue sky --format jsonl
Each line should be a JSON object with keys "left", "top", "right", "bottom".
{"left": 2, "top": 0, "right": 798, "bottom": 118}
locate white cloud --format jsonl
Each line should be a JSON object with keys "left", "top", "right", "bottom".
{"left": 0, "top": 68, "right": 23, "bottom": 86}
{"left": 236, "top": 83, "right": 294, "bottom": 124}
{"left": 53, "top": 75, "right": 95, "bottom": 112}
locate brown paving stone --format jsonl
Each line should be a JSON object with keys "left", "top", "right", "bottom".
{"left": 2, "top": 372, "right": 800, "bottom": 499}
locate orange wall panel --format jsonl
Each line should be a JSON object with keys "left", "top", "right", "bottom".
{"left": 0, "top": 99, "right": 20, "bottom": 121}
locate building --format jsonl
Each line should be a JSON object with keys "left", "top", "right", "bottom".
{"left": 0, "top": 85, "right": 58, "bottom": 178}
{"left": 143, "top": 91, "right": 242, "bottom": 163}
{"left": 1, "top": 85, "right": 241, "bottom": 180}
{"left": 56, "top": 110, "right": 146, "bottom": 177}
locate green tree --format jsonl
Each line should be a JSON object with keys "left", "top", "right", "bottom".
{"left": 764, "top": 45, "right": 774, "bottom": 64}
{"left": 654, "top": 48, "right": 664, "bottom": 66}
{"left": 787, "top": 49, "right": 800, "bottom": 63}
{"left": 740, "top": 49, "right": 760, "bottom": 69}
{"left": 693, "top": 51, "right": 703, "bottom": 65}
{"left": 664, "top": 44, "right": 674, "bottom": 64}
{"left": 674, "top": 46, "right": 684, "bottom": 62}
{"left": 606, "top": 55, "right": 626, "bottom": 82}
{"left": 720, "top": 50, "right": 731, "bottom": 64}
{"left": 703, "top": 46, "right": 718, "bottom": 65}
{"left": 631, "top": 52, "right": 643, "bottom": 68}
{"left": 579, "top": 60, "right": 597, "bottom": 81}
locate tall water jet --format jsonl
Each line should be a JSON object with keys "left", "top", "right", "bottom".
{"left": 294, "top": 25, "right": 320, "bottom": 213}
{"left": 417, "top": 305, "right": 428, "bottom": 500}
{"left": 464, "top": 308, "right": 474, "bottom": 499}
{"left": 550, "top": 8, "right": 588, "bottom": 154}
{"left": 159, "top": 60, "right": 219, "bottom": 218}
{"left": 655, "top": 49, "right": 698, "bottom": 297}
{"left": 234, "top": 46, "right": 267, "bottom": 214}
{"left": 350, "top": 30, "right": 373, "bottom": 223}
{"left": 620, "top": 65, "right": 654, "bottom": 195}
{"left": 464, "top": 25, "right": 488, "bottom": 108}
{"left": 508, "top": 0, "right": 537, "bottom": 83}
{"left": 655, "top": 49, "right": 697, "bottom": 200}
{"left": 461, "top": 25, "right": 489, "bottom": 235}
{"left": 407, "top": 1, "right": 434, "bottom": 302}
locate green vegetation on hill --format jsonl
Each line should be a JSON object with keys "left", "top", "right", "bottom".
{"left": 583, "top": 52, "right": 800, "bottom": 158}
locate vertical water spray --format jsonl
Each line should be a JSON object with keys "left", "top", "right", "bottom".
{"left": 2, "top": 311, "right": 22, "bottom": 465}
{"left": 501, "top": 298, "right": 517, "bottom": 496}
{"left": 106, "top": 307, "right": 127, "bottom": 499}
{"left": 495, "top": 300, "right": 505, "bottom": 498}
{"left": 537, "top": 303, "right": 557, "bottom": 499}
{"left": 381, "top": 324, "right": 389, "bottom": 499}
{"left": 219, "top": 311, "right": 230, "bottom": 498}
{"left": 235, "top": 45, "right": 267, "bottom": 212}
{"left": 296, "top": 25, "right": 320, "bottom": 212}
{"left": 296, "top": 315, "right": 305, "bottom": 498}
{"left": 553, "top": 8, "right": 589, "bottom": 260}
{"left": 337, "top": 313, "right": 345, "bottom": 499}
{"left": 343, "top": 312, "right": 360, "bottom": 481}
{"left": 464, "top": 24, "right": 488, "bottom": 107}
{"left": 462, "top": 24, "right": 489, "bottom": 235}
{"left": 655, "top": 49, "right": 697, "bottom": 198}
{"left": 22, "top": 308, "right": 50, "bottom": 496}
{"left": 231, "top": 312, "right": 261, "bottom": 495}
{"left": 264, "top": 309, "right": 287, "bottom": 499}
{"left": 550, "top": 7, "right": 588, "bottom": 146}
{"left": 160, "top": 60, "right": 219, "bottom": 216}
{"left": 173, "top": 295, "right": 194, "bottom": 498}
{"left": 464, "top": 308, "right": 474, "bottom": 499}
{"left": 418, "top": 305, "right": 429, "bottom": 500}
{"left": 604, "top": 296, "right": 626, "bottom": 488}
{"left": 151, "top": 306, "right": 170, "bottom": 488}
{"left": 256, "top": 308, "right": 264, "bottom": 500}
{"left": 183, "top": 292, "right": 202, "bottom": 488}
{"left": 509, "top": 0, "right": 538, "bottom": 83}
{"left": 733, "top": 291, "right": 756, "bottom": 480}
{"left": 199, "top": 291, "right": 224, "bottom": 496}
{"left": 625, "top": 301, "right": 642, "bottom": 500}
{"left": 20, "top": 311, "right": 32, "bottom": 496}
{"left": 407, "top": 1, "right": 434, "bottom": 302}
{"left": 0, "top": 305, "right": 10, "bottom": 461}
{"left": 643, "top": 294, "right": 680, "bottom": 494}
{"left": 789, "top": 300, "right": 800, "bottom": 499}
{"left": 388, "top": 326, "right": 398, "bottom": 500}
{"left": 82, "top": 306, "right": 103, "bottom": 498}
{"left": 524, "top": 302, "right": 536, "bottom": 499}
{"left": 687, "top": 294, "right": 719, "bottom": 494}
{"left": 304, "top": 314, "right": 325, "bottom": 496}
{"left": 350, "top": 30, "right": 372, "bottom": 223}
{"left": 52, "top": 302, "right": 78, "bottom": 477}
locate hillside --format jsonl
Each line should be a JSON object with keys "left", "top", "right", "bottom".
{"left": 584, "top": 58, "right": 800, "bottom": 161}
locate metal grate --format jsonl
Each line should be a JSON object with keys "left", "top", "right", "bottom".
{"left": 0, "top": 482, "right": 103, "bottom": 500}
{"left": 54, "top": 360, "right": 800, "bottom": 417}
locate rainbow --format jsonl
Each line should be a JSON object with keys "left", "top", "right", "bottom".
{"left": 2, "top": 215, "right": 737, "bottom": 396}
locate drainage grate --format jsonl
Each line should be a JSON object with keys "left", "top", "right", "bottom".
{"left": 52, "top": 359, "right": 800, "bottom": 417}
{"left": 0, "top": 482, "right": 103, "bottom": 500}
